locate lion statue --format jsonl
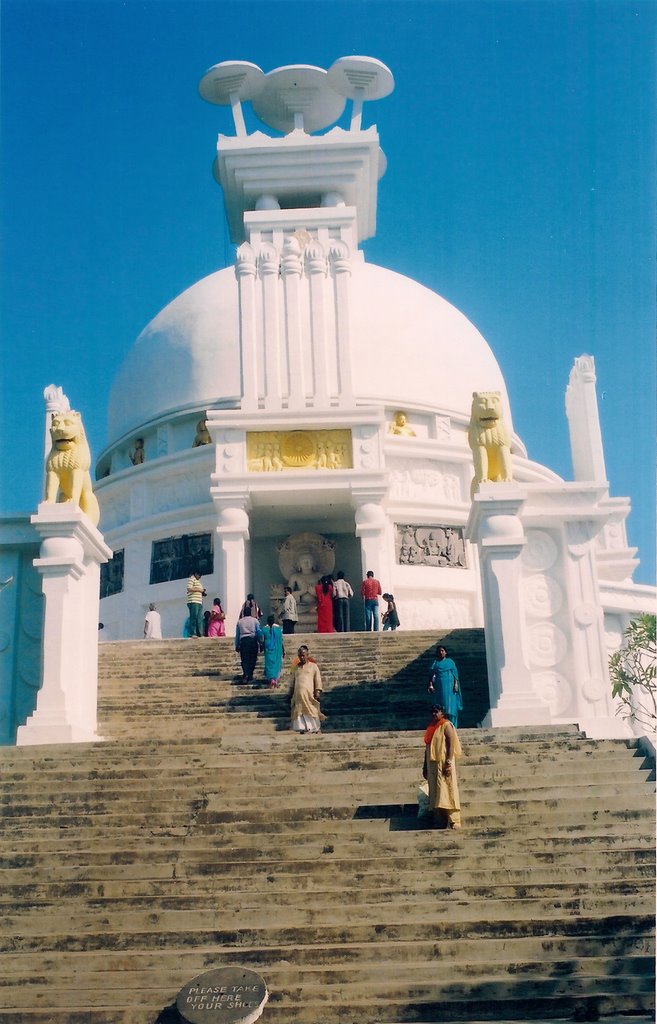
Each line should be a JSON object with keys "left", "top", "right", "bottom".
{"left": 45, "top": 411, "right": 100, "bottom": 526}
{"left": 468, "top": 391, "right": 513, "bottom": 497}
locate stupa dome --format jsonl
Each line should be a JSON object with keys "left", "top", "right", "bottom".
{"left": 107, "top": 260, "right": 511, "bottom": 445}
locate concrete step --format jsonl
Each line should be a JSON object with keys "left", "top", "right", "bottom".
{"left": 1, "top": 629, "right": 654, "bottom": 1024}
{"left": 4, "top": 909, "right": 655, "bottom": 952}
{"left": 2, "top": 842, "right": 653, "bottom": 887}
{"left": 3, "top": 860, "right": 654, "bottom": 903}
{"left": 3, "top": 959, "right": 655, "bottom": 1008}
{"left": 3, "top": 930, "right": 654, "bottom": 975}
{"left": 4, "top": 893, "right": 654, "bottom": 944}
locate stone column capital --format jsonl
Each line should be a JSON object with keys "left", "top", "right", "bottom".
{"left": 31, "top": 503, "right": 113, "bottom": 565}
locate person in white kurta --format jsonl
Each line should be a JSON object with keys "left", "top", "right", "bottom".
{"left": 288, "top": 646, "right": 326, "bottom": 734}
{"left": 427, "top": 706, "right": 462, "bottom": 828}
{"left": 143, "top": 604, "right": 162, "bottom": 639}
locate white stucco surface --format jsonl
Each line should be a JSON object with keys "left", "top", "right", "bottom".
{"left": 107, "top": 268, "right": 241, "bottom": 443}
{"left": 106, "top": 261, "right": 511, "bottom": 445}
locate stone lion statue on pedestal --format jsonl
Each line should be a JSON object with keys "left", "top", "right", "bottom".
{"left": 45, "top": 411, "right": 100, "bottom": 526}
{"left": 468, "top": 391, "right": 513, "bottom": 497}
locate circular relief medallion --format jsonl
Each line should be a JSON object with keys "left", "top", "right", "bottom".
{"left": 280, "top": 432, "right": 315, "bottom": 467}
{"left": 532, "top": 671, "right": 572, "bottom": 717}
{"left": 522, "top": 574, "right": 563, "bottom": 619}
{"left": 522, "top": 530, "right": 558, "bottom": 572}
{"left": 527, "top": 622, "right": 568, "bottom": 668}
{"left": 582, "top": 676, "right": 606, "bottom": 703}
{"left": 176, "top": 967, "right": 268, "bottom": 1024}
{"left": 573, "top": 602, "right": 597, "bottom": 627}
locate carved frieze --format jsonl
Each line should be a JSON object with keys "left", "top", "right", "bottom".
{"left": 401, "top": 597, "right": 473, "bottom": 630}
{"left": 521, "top": 529, "right": 558, "bottom": 572}
{"left": 151, "top": 472, "right": 211, "bottom": 514}
{"left": 521, "top": 573, "right": 564, "bottom": 619}
{"left": 532, "top": 671, "right": 572, "bottom": 717}
{"left": 526, "top": 622, "right": 568, "bottom": 668}
{"left": 247, "top": 430, "right": 352, "bottom": 472}
{"left": 395, "top": 523, "right": 467, "bottom": 568}
{"left": 388, "top": 459, "right": 462, "bottom": 503}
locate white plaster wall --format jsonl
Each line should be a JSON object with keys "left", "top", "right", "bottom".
{"left": 104, "top": 262, "right": 514, "bottom": 450}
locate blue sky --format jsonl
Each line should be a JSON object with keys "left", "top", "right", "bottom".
{"left": 1, "top": 0, "right": 655, "bottom": 583}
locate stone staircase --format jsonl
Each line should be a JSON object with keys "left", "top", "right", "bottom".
{"left": 0, "top": 631, "right": 654, "bottom": 1024}
{"left": 96, "top": 628, "right": 490, "bottom": 738}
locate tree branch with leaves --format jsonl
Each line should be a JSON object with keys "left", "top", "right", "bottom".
{"left": 609, "top": 613, "right": 656, "bottom": 733}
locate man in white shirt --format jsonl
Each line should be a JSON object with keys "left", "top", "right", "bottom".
{"left": 333, "top": 571, "right": 354, "bottom": 632}
{"left": 144, "top": 603, "right": 162, "bottom": 639}
{"left": 282, "top": 586, "right": 298, "bottom": 635}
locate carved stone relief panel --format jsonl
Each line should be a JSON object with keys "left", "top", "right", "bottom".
{"left": 435, "top": 416, "right": 452, "bottom": 441}
{"left": 387, "top": 458, "right": 462, "bottom": 503}
{"left": 531, "top": 671, "right": 572, "bottom": 717}
{"left": 351, "top": 425, "right": 379, "bottom": 470}
{"left": 520, "top": 527, "right": 574, "bottom": 714}
{"left": 401, "top": 597, "right": 473, "bottom": 630}
{"left": 151, "top": 471, "right": 211, "bottom": 515}
{"left": 216, "top": 428, "right": 245, "bottom": 475}
{"left": 247, "top": 430, "right": 352, "bottom": 472}
{"left": 395, "top": 523, "right": 467, "bottom": 568}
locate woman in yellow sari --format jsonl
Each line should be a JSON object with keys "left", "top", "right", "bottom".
{"left": 426, "top": 705, "right": 463, "bottom": 829}
{"left": 287, "top": 646, "right": 326, "bottom": 734}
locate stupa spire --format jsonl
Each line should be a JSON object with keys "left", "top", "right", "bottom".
{"left": 198, "top": 56, "right": 394, "bottom": 245}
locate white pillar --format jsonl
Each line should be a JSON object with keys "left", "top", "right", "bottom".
{"left": 329, "top": 241, "right": 354, "bottom": 407}
{"left": 466, "top": 485, "right": 552, "bottom": 727}
{"left": 258, "top": 243, "right": 282, "bottom": 411}
{"left": 17, "top": 503, "right": 112, "bottom": 746}
{"left": 235, "top": 243, "right": 258, "bottom": 412}
{"left": 562, "top": 517, "right": 627, "bottom": 737}
{"left": 565, "top": 355, "right": 607, "bottom": 483}
{"left": 353, "top": 487, "right": 392, "bottom": 584}
{"left": 305, "top": 241, "right": 330, "bottom": 408}
{"left": 213, "top": 500, "right": 250, "bottom": 630}
{"left": 281, "top": 236, "right": 305, "bottom": 410}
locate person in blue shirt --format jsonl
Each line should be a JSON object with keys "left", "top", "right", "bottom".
{"left": 262, "top": 614, "right": 285, "bottom": 688}
{"left": 427, "top": 644, "right": 463, "bottom": 727}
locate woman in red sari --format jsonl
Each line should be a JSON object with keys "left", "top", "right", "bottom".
{"left": 315, "top": 576, "right": 335, "bottom": 633}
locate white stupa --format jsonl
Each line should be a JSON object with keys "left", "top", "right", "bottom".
{"left": 94, "top": 58, "right": 649, "bottom": 695}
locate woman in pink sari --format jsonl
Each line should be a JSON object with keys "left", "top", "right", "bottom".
{"left": 208, "top": 597, "right": 226, "bottom": 637}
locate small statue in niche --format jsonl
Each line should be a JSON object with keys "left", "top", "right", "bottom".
{"left": 45, "top": 410, "right": 100, "bottom": 526}
{"left": 388, "top": 410, "right": 416, "bottom": 436}
{"left": 192, "top": 419, "right": 211, "bottom": 447}
{"left": 129, "top": 438, "right": 145, "bottom": 465}
{"left": 468, "top": 391, "right": 513, "bottom": 496}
